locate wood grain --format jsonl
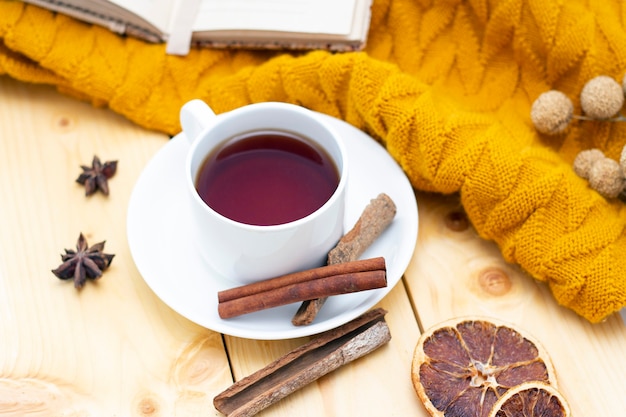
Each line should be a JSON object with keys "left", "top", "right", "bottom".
{"left": 0, "top": 77, "right": 232, "bottom": 415}
{"left": 404, "top": 191, "right": 626, "bottom": 416}
{"left": 1, "top": 74, "right": 625, "bottom": 417}
{"left": 224, "top": 281, "right": 424, "bottom": 417}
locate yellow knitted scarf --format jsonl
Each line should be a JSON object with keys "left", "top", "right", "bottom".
{"left": 2, "top": 0, "right": 626, "bottom": 323}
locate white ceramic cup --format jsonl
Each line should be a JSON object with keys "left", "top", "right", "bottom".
{"left": 180, "top": 99, "right": 348, "bottom": 285}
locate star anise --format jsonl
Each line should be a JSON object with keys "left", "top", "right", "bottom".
{"left": 52, "top": 233, "right": 115, "bottom": 288}
{"left": 76, "top": 155, "right": 118, "bottom": 196}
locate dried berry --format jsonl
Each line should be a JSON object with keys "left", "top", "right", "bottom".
{"left": 620, "top": 145, "right": 626, "bottom": 175}
{"left": 530, "top": 90, "right": 574, "bottom": 134}
{"left": 76, "top": 155, "right": 118, "bottom": 196}
{"left": 588, "top": 158, "right": 624, "bottom": 199}
{"left": 572, "top": 148, "right": 605, "bottom": 180}
{"left": 580, "top": 75, "right": 624, "bottom": 119}
{"left": 52, "top": 233, "right": 115, "bottom": 288}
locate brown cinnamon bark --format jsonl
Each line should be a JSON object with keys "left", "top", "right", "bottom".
{"left": 218, "top": 268, "right": 386, "bottom": 319}
{"left": 292, "top": 193, "right": 397, "bottom": 325}
{"left": 214, "top": 308, "right": 391, "bottom": 417}
{"left": 218, "top": 257, "right": 385, "bottom": 303}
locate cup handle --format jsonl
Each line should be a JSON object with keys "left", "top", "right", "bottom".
{"left": 180, "top": 99, "right": 216, "bottom": 144}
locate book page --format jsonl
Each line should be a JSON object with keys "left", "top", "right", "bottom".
{"left": 108, "top": 0, "right": 174, "bottom": 32}
{"left": 192, "top": 0, "right": 358, "bottom": 35}
{"left": 19, "top": 0, "right": 172, "bottom": 37}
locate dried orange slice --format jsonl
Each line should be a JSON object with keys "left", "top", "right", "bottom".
{"left": 488, "top": 382, "right": 570, "bottom": 417}
{"left": 411, "top": 317, "right": 557, "bottom": 417}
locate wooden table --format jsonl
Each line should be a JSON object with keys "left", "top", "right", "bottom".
{"left": 1, "top": 74, "right": 625, "bottom": 416}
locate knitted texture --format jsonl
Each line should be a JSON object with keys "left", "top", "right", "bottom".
{"left": 1, "top": 0, "right": 626, "bottom": 322}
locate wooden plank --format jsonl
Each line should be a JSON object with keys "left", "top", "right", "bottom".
{"left": 2, "top": 72, "right": 626, "bottom": 416}
{"left": 405, "top": 191, "right": 626, "bottom": 416}
{"left": 224, "top": 281, "right": 426, "bottom": 417}
{"left": 0, "top": 76, "right": 233, "bottom": 414}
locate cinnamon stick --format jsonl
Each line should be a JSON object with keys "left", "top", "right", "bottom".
{"left": 218, "top": 264, "right": 386, "bottom": 319}
{"left": 292, "top": 193, "right": 397, "bottom": 326}
{"left": 218, "top": 257, "right": 385, "bottom": 303}
{"left": 214, "top": 308, "right": 391, "bottom": 417}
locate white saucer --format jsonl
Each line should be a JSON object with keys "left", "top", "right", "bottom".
{"left": 127, "top": 113, "right": 418, "bottom": 340}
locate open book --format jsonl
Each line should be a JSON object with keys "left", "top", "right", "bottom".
{"left": 21, "top": 0, "right": 373, "bottom": 55}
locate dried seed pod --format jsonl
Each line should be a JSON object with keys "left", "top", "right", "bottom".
{"left": 530, "top": 90, "right": 574, "bottom": 134}
{"left": 588, "top": 157, "right": 624, "bottom": 198}
{"left": 580, "top": 75, "right": 624, "bottom": 119}
{"left": 572, "top": 148, "right": 605, "bottom": 179}
{"left": 620, "top": 144, "right": 626, "bottom": 175}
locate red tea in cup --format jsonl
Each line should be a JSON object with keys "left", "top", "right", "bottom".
{"left": 182, "top": 100, "right": 347, "bottom": 282}
{"left": 195, "top": 130, "right": 339, "bottom": 226}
